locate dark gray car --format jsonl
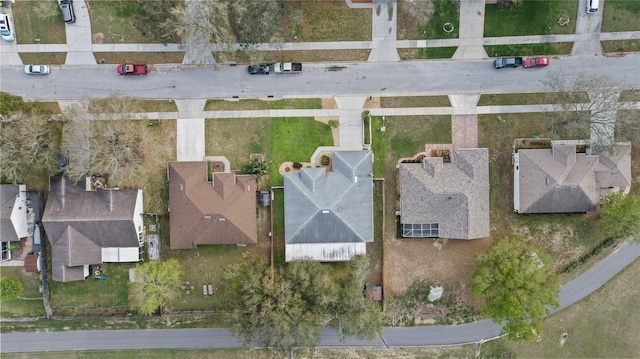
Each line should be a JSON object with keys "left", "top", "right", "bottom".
{"left": 60, "top": 0, "right": 75, "bottom": 23}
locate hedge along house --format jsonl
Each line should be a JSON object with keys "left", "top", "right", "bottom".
{"left": 284, "top": 151, "right": 374, "bottom": 262}
{"left": 513, "top": 141, "right": 632, "bottom": 214}
{"left": 168, "top": 161, "right": 257, "bottom": 249}
{"left": 42, "top": 176, "right": 144, "bottom": 282}
{"left": 0, "top": 184, "right": 29, "bottom": 261}
{"left": 398, "top": 148, "right": 490, "bottom": 240}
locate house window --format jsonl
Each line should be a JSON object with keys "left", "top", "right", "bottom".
{"left": 402, "top": 223, "right": 439, "bottom": 238}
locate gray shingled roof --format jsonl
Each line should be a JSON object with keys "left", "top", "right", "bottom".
{"left": 399, "top": 148, "right": 490, "bottom": 240}
{"left": 516, "top": 145, "right": 599, "bottom": 213}
{"left": 285, "top": 151, "right": 373, "bottom": 258}
{"left": 168, "top": 162, "right": 257, "bottom": 249}
{"left": 42, "top": 176, "right": 141, "bottom": 282}
{"left": 516, "top": 143, "right": 632, "bottom": 214}
{"left": 1, "top": 185, "right": 21, "bottom": 242}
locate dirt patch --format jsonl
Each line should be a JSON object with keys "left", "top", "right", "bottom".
{"left": 397, "top": 0, "right": 435, "bottom": 40}
{"left": 363, "top": 96, "right": 381, "bottom": 109}
{"left": 93, "top": 32, "right": 104, "bottom": 44}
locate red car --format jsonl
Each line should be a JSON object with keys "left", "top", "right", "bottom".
{"left": 523, "top": 57, "right": 550, "bottom": 68}
{"left": 117, "top": 63, "right": 148, "bottom": 75}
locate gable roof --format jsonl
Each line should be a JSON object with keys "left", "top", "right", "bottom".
{"left": 168, "top": 162, "right": 257, "bottom": 249}
{"left": 594, "top": 143, "right": 632, "bottom": 189}
{"left": 399, "top": 148, "right": 490, "bottom": 240}
{"left": 284, "top": 151, "right": 373, "bottom": 253}
{"left": 1, "top": 184, "right": 28, "bottom": 242}
{"left": 42, "top": 176, "right": 142, "bottom": 281}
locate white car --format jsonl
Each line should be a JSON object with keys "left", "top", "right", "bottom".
{"left": 24, "top": 65, "right": 50, "bottom": 75}
{"left": 0, "top": 13, "right": 15, "bottom": 42}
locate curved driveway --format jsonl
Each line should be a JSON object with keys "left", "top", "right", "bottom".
{"left": 2, "top": 241, "right": 638, "bottom": 353}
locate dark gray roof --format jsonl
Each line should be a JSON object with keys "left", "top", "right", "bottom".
{"left": 399, "top": 148, "right": 490, "bottom": 240}
{"left": 285, "top": 151, "right": 373, "bottom": 248}
{"left": 516, "top": 146, "right": 599, "bottom": 213}
{"left": 43, "top": 176, "right": 141, "bottom": 282}
{"left": 1, "top": 185, "right": 21, "bottom": 242}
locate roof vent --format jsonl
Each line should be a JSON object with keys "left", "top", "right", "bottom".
{"left": 204, "top": 215, "right": 211, "bottom": 219}
{"left": 218, "top": 217, "right": 226, "bottom": 222}
{"left": 322, "top": 210, "right": 330, "bottom": 214}
{"left": 180, "top": 184, "right": 184, "bottom": 191}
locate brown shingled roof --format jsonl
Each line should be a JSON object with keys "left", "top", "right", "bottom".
{"left": 168, "top": 162, "right": 257, "bottom": 249}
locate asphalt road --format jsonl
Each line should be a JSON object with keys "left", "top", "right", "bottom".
{"left": 1, "top": 55, "right": 639, "bottom": 101}
{"left": 2, "top": 242, "right": 637, "bottom": 353}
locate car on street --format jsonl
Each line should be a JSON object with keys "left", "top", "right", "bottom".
{"left": 523, "top": 56, "right": 550, "bottom": 68}
{"left": 494, "top": 57, "right": 523, "bottom": 69}
{"left": 117, "top": 63, "right": 148, "bottom": 75}
{"left": 248, "top": 64, "right": 272, "bottom": 75}
{"left": 0, "top": 13, "right": 15, "bottom": 41}
{"left": 24, "top": 64, "right": 50, "bottom": 75}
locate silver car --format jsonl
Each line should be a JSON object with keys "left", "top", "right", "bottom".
{"left": 24, "top": 65, "right": 51, "bottom": 75}
{"left": 0, "top": 13, "right": 15, "bottom": 42}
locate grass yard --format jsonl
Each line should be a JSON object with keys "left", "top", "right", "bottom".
{"left": 397, "top": 0, "right": 459, "bottom": 40}
{"left": 267, "top": 118, "right": 334, "bottom": 186}
{"left": 139, "top": 100, "right": 178, "bottom": 113}
{"left": 484, "top": 0, "right": 577, "bottom": 36}
{"left": 205, "top": 118, "right": 271, "bottom": 171}
{"left": 381, "top": 96, "right": 451, "bottom": 108}
{"left": 602, "top": 40, "right": 640, "bottom": 53}
{"left": 89, "top": 1, "right": 155, "bottom": 44}
{"left": 601, "top": 0, "right": 640, "bottom": 32}
{"left": 93, "top": 52, "right": 185, "bottom": 65}
{"left": 497, "top": 258, "right": 640, "bottom": 358}
{"left": 478, "top": 92, "right": 589, "bottom": 106}
{"left": 484, "top": 42, "right": 573, "bottom": 57}
{"left": 19, "top": 53, "right": 67, "bottom": 65}
{"left": 398, "top": 47, "right": 458, "bottom": 60}
{"left": 0, "top": 267, "right": 45, "bottom": 317}
{"left": 295, "top": 1, "right": 371, "bottom": 41}
{"left": 204, "top": 98, "right": 322, "bottom": 111}
{"left": 477, "top": 113, "right": 603, "bottom": 271}
{"left": 255, "top": 50, "right": 371, "bottom": 63}
{"left": 48, "top": 262, "right": 133, "bottom": 316}
{"left": 12, "top": 0, "right": 66, "bottom": 44}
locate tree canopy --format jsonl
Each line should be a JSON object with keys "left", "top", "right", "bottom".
{"left": 599, "top": 192, "right": 640, "bottom": 242}
{"left": 224, "top": 256, "right": 383, "bottom": 357}
{"left": 129, "top": 258, "right": 185, "bottom": 315}
{"left": 470, "top": 234, "right": 560, "bottom": 341}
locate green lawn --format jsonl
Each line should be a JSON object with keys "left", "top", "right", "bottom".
{"left": 12, "top": 0, "right": 66, "bottom": 44}
{"left": 89, "top": 1, "right": 155, "bottom": 44}
{"left": 296, "top": 1, "right": 371, "bottom": 41}
{"left": 485, "top": 42, "right": 573, "bottom": 57}
{"left": 381, "top": 96, "right": 451, "bottom": 108}
{"left": 48, "top": 262, "right": 133, "bottom": 316}
{"left": 397, "top": 0, "right": 459, "bottom": 40}
{"left": 419, "top": 0, "right": 460, "bottom": 40}
{"left": 484, "top": 0, "right": 577, "bottom": 36}
{"left": 268, "top": 118, "right": 334, "bottom": 186}
{"left": 602, "top": 40, "right": 640, "bottom": 53}
{"left": 205, "top": 118, "right": 272, "bottom": 170}
{"left": 19, "top": 53, "right": 67, "bottom": 65}
{"left": 205, "top": 98, "right": 323, "bottom": 111}
{"left": 398, "top": 47, "right": 458, "bottom": 60}
{"left": 602, "top": 0, "right": 640, "bottom": 32}
{"left": 0, "top": 267, "right": 45, "bottom": 317}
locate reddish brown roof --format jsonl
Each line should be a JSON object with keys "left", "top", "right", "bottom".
{"left": 24, "top": 253, "right": 40, "bottom": 272}
{"left": 168, "top": 162, "right": 257, "bottom": 249}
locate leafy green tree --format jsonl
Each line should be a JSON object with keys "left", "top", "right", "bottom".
{"left": 129, "top": 258, "right": 185, "bottom": 315}
{"left": 225, "top": 256, "right": 383, "bottom": 358}
{"left": 0, "top": 278, "right": 23, "bottom": 300}
{"left": 599, "top": 192, "right": 640, "bottom": 242}
{"left": 470, "top": 234, "right": 560, "bottom": 341}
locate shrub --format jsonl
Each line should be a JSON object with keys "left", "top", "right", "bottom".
{"left": 0, "top": 278, "right": 23, "bottom": 300}
{"left": 328, "top": 119, "right": 339, "bottom": 128}
{"left": 320, "top": 155, "right": 330, "bottom": 166}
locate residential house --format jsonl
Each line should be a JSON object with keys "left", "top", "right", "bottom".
{"left": 0, "top": 184, "right": 29, "bottom": 261}
{"left": 168, "top": 161, "right": 257, "bottom": 249}
{"left": 513, "top": 142, "right": 632, "bottom": 214}
{"left": 42, "top": 176, "right": 144, "bottom": 282}
{"left": 398, "top": 148, "right": 490, "bottom": 240}
{"left": 284, "top": 151, "right": 373, "bottom": 262}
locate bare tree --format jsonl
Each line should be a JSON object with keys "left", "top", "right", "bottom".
{"left": 0, "top": 111, "right": 59, "bottom": 184}
{"left": 541, "top": 71, "right": 640, "bottom": 154}
{"left": 169, "top": 0, "right": 236, "bottom": 64}
{"left": 62, "top": 95, "right": 151, "bottom": 186}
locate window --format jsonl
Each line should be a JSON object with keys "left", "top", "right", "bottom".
{"left": 402, "top": 223, "right": 439, "bottom": 238}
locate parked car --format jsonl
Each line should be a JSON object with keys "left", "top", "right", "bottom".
{"left": 117, "top": 63, "right": 148, "bottom": 75}
{"left": 494, "top": 57, "right": 523, "bottom": 69}
{"left": 59, "top": 0, "right": 75, "bottom": 24}
{"left": 248, "top": 64, "right": 272, "bottom": 75}
{"left": 273, "top": 62, "right": 302, "bottom": 74}
{"left": 523, "top": 57, "right": 550, "bottom": 68}
{"left": 24, "top": 64, "right": 50, "bottom": 75}
{"left": 0, "top": 13, "right": 15, "bottom": 41}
